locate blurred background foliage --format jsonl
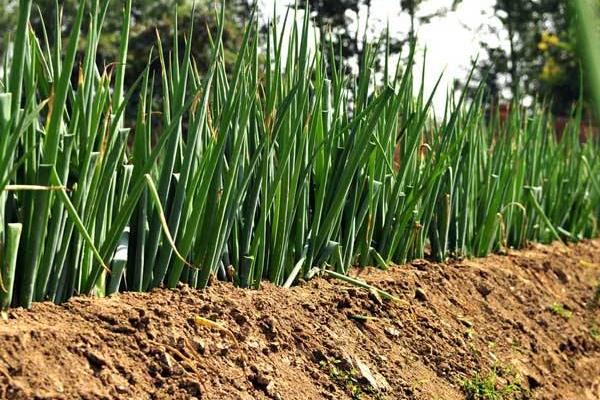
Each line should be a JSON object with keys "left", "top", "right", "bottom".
{"left": 0, "top": 0, "right": 250, "bottom": 125}
{"left": 1, "top": 0, "right": 250, "bottom": 81}
{"left": 0, "top": 0, "right": 596, "bottom": 117}
{"left": 299, "top": 0, "right": 590, "bottom": 117}
{"left": 469, "top": 0, "right": 582, "bottom": 116}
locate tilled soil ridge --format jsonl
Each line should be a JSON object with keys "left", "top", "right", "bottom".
{"left": 0, "top": 241, "right": 599, "bottom": 399}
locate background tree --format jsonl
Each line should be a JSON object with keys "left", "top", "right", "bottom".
{"left": 1, "top": 0, "right": 249, "bottom": 83}
{"left": 301, "top": 0, "right": 372, "bottom": 72}
{"left": 0, "top": 0, "right": 250, "bottom": 126}
{"left": 0, "top": 0, "right": 18, "bottom": 62}
{"left": 401, "top": 0, "right": 460, "bottom": 43}
{"left": 301, "top": 0, "right": 458, "bottom": 75}
{"left": 2, "top": 0, "right": 591, "bottom": 116}
{"left": 466, "top": 0, "right": 581, "bottom": 115}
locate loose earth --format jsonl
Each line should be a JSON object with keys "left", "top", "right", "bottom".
{"left": 0, "top": 241, "right": 599, "bottom": 399}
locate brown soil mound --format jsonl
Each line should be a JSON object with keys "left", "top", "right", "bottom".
{"left": 0, "top": 241, "right": 599, "bottom": 400}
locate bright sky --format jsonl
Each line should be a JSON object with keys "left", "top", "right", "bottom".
{"left": 257, "top": 0, "right": 509, "bottom": 112}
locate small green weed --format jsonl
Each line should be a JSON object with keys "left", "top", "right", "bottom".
{"left": 319, "top": 359, "right": 384, "bottom": 400}
{"left": 462, "top": 366, "right": 531, "bottom": 400}
{"left": 590, "top": 325, "right": 600, "bottom": 341}
{"left": 549, "top": 303, "right": 573, "bottom": 320}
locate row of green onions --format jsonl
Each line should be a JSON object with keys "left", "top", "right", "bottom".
{"left": 0, "top": 0, "right": 598, "bottom": 309}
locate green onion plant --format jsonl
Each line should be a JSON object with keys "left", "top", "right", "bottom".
{"left": 0, "top": 0, "right": 598, "bottom": 309}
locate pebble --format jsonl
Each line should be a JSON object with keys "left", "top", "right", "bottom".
{"left": 415, "top": 288, "right": 428, "bottom": 302}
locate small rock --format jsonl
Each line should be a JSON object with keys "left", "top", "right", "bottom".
{"left": 106, "top": 372, "right": 130, "bottom": 394}
{"left": 269, "top": 341, "right": 281, "bottom": 352}
{"left": 526, "top": 374, "right": 543, "bottom": 390}
{"left": 415, "top": 288, "right": 428, "bottom": 302}
{"left": 457, "top": 317, "right": 474, "bottom": 328}
{"left": 384, "top": 326, "right": 401, "bottom": 337}
{"left": 85, "top": 350, "right": 110, "bottom": 369}
{"left": 476, "top": 283, "right": 493, "bottom": 298}
{"left": 115, "top": 385, "right": 129, "bottom": 394}
{"left": 553, "top": 267, "right": 569, "bottom": 284}
{"left": 179, "top": 378, "right": 203, "bottom": 397}
{"left": 250, "top": 370, "right": 274, "bottom": 391}
{"left": 191, "top": 337, "right": 205, "bottom": 355}
{"left": 216, "top": 343, "right": 230, "bottom": 356}
{"left": 259, "top": 316, "right": 278, "bottom": 336}
{"left": 265, "top": 380, "right": 278, "bottom": 398}
{"left": 438, "top": 361, "right": 451, "bottom": 372}
{"left": 355, "top": 359, "right": 390, "bottom": 392}
{"left": 336, "top": 351, "right": 355, "bottom": 371}
{"left": 158, "top": 350, "right": 174, "bottom": 376}
{"left": 368, "top": 289, "right": 383, "bottom": 305}
{"left": 231, "top": 310, "right": 248, "bottom": 326}
{"left": 232, "top": 379, "right": 246, "bottom": 390}
{"left": 412, "top": 259, "right": 430, "bottom": 271}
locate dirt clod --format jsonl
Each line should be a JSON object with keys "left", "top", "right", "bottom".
{"left": 85, "top": 350, "right": 110, "bottom": 369}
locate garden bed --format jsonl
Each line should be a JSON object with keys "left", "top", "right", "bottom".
{"left": 0, "top": 240, "right": 599, "bottom": 400}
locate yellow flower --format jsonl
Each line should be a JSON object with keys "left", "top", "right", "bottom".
{"left": 541, "top": 58, "right": 563, "bottom": 82}
{"left": 540, "top": 31, "right": 561, "bottom": 48}
{"left": 538, "top": 42, "right": 549, "bottom": 51}
{"left": 546, "top": 34, "right": 560, "bottom": 46}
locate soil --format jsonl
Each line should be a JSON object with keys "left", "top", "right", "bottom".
{"left": 0, "top": 241, "right": 599, "bottom": 400}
